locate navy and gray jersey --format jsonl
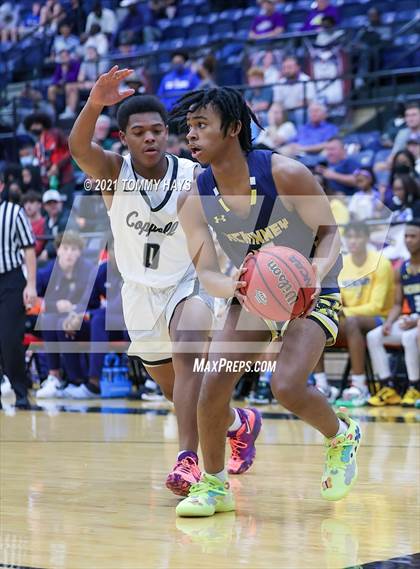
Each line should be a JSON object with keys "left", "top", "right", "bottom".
{"left": 196, "top": 149, "right": 342, "bottom": 291}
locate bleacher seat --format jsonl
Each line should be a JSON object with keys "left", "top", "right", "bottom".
{"left": 341, "top": 15, "right": 367, "bottom": 28}
{"left": 244, "top": 6, "right": 259, "bottom": 17}
{"left": 182, "top": 35, "right": 210, "bottom": 49}
{"left": 341, "top": 3, "right": 365, "bottom": 18}
{"left": 395, "top": 9, "right": 419, "bottom": 21}
{"left": 353, "top": 149, "right": 375, "bottom": 168}
{"left": 358, "top": 131, "right": 382, "bottom": 150}
{"left": 286, "top": 9, "right": 307, "bottom": 25}
{"left": 236, "top": 15, "right": 255, "bottom": 32}
{"left": 212, "top": 19, "right": 235, "bottom": 35}
{"left": 177, "top": 4, "right": 197, "bottom": 18}
{"left": 381, "top": 12, "right": 397, "bottom": 24}
{"left": 163, "top": 24, "right": 186, "bottom": 40}
{"left": 375, "top": 148, "right": 392, "bottom": 163}
{"left": 187, "top": 22, "right": 211, "bottom": 38}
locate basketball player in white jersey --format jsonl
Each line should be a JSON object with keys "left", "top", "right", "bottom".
{"left": 68, "top": 66, "right": 262, "bottom": 496}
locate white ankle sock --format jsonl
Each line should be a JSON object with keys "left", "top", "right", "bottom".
{"left": 335, "top": 418, "right": 348, "bottom": 437}
{"left": 212, "top": 469, "right": 228, "bottom": 482}
{"left": 351, "top": 374, "right": 367, "bottom": 389}
{"left": 314, "top": 372, "right": 328, "bottom": 389}
{"left": 229, "top": 408, "right": 242, "bottom": 432}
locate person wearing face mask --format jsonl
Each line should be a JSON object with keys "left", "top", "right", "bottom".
{"left": 24, "top": 113, "right": 74, "bottom": 195}
{"left": 383, "top": 175, "right": 420, "bottom": 262}
{"left": 157, "top": 51, "right": 200, "bottom": 111}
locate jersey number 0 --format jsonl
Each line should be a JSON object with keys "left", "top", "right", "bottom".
{"left": 144, "top": 243, "right": 160, "bottom": 269}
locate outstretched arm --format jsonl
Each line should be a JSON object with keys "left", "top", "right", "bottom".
{"left": 68, "top": 66, "right": 135, "bottom": 209}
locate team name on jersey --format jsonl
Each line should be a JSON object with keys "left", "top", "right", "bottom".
{"left": 126, "top": 211, "right": 178, "bottom": 236}
{"left": 223, "top": 218, "right": 289, "bottom": 245}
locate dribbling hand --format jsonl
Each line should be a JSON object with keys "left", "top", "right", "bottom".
{"left": 300, "top": 264, "right": 321, "bottom": 318}
{"left": 233, "top": 252, "right": 253, "bottom": 309}
{"left": 88, "top": 66, "right": 135, "bottom": 108}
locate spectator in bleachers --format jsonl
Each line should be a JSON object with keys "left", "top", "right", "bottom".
{"left": 302, "top": 0, "right": 339, "bottom": 32}
{"left": 383, "top": 175, "right": 420, "bottom": 262}
{"left": 249, "top": 0, "right": 285, "bottom": 40}
{"left": 35, "top": 231, "right": 99, "bottom": 398}
{"left": 92, "top": 114, "right": 113, "bottom": 150}
{"left": 67, "top": 0, "right": 87, "bottom": 37}
{"left": 51, "top": 20, "right": 81, "bottom": 61}
{"left": 314, "top": 222, "right": 395, "bottom": 406}
{"left": 348, "top": 168, "right": 383, "bottom": 222}
{"left": 367, "top": 221, "right": 420, "bottom": 407}
{"left": 261, "top": 50, "right": 280, "bottom": 84}
{"left": 390, "top": 104, "right": 420, "bottom": 161}
{"left": 167, "top": 134, "right": 192, "bottom": 159}
{"left": 273, "top": 56, "right": 315, "bottom": 126}
{"left": 83, "top": 24, "right": 109, "bottom": 57}
{"left": 48, "top": 50, "right": 81, "bottom": 114}
{"left": 149, "top": 0, "right": 178, "bottom": 20}
{"left": 245, "top": 67, "right": 273, "bottom": 127}
{"left": 354, "top": 7, "right": 391, "bottom": 81}
{"left": 59, "top": 46, "right": 108, "bottom": 119}
{"left": 6, "top": 182, "right": 23, "bottom": 205}
{"left": 16, "top": 83, "right": 51, "bottom": 118}
{"left": 157, "top": 51, "right": 200, "bottom": 111}
{"left": 313, "top": 15, "right": 344, "bottom": 48}
{"left": 22, "top": 191, "right": 46, "bottom": 257}
{"left": 61, "top": 246, "right": 128, "bottom": 398}
{"left": 390, "top": 175, "right": 420, "bottom": 222}
{"left": 284, "top": 101, "right": 338, "bottom": 156}
{"left": 19, "top": 2, "right": 42, "bottom": 38}
{"left": 407, "top": 135, "right": 420, "bottom": 176}
{"left": 197, "top": 55, "right": 217, "bottom": 90}
{"left": 21, "top": 166, "right": 43, "bottom": 194}
{"left": 256, "top": 102, "right": 296, "bottom": 150}
{"left": 39, "top": 190, "right": 71, "bottom": 262}
{"left": 40, "top": 0, "right": 66, "bottom": 33}
{"left": 0, "top": 2, "right": 19, "bottom": 43}
{"left": 316, "top": 137, "right": 358, "bottom": 195}
{"left": 117, "top": 1, "right": 144, "bottom": 46}
{"left": 24, "top": 113, "right": 74, "bottom": 194}
{"left": 85, "top": 2, "right": 117, "bottom": 37}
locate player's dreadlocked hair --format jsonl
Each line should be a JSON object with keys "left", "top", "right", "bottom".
{"left": 170, "top": 87, "right": 262, "bottom": 153}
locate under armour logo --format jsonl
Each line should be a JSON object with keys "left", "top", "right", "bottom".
{"left": 214, "top": 215, "right": 226, "bottom": 224}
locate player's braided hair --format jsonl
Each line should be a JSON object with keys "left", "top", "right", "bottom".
{"left": 169, "top": 87, "right": 262, "bottom": 152}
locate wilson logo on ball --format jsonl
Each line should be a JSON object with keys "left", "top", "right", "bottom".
{"left": 267, "top": 260, "right": 298, "bottom": 305}
{"left": 255, "top": 290, "right": 268, "bottom": 305}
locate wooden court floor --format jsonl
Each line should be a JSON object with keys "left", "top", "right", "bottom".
{"left": 0, "top": 398, "right": 419, "bottom": 569}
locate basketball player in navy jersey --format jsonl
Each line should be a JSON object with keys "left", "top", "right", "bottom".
{"left": 170, "top": 87, "right": 362, "bottom": 517}
{"left": 68, "top": 68, "right": 261, "bottom": 497}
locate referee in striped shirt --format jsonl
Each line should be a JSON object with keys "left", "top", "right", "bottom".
{"left": 0, "top": 182, "right": 37, "bottom": 409}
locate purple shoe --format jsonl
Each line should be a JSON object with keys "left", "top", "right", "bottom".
{"left": 227, "top": 408, "right": 262, "bottom": 474}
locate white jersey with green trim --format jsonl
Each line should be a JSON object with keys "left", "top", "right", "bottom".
{"left": 108, "top": 153, "right": 196, "bottom": 288}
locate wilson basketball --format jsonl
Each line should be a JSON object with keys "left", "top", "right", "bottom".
{"left": 242, "top": 245, "right": 316, "bottom": 321}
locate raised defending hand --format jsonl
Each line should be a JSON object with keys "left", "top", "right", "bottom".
{"left": 88, "top": 66, "right": 135, "bottom": 108}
